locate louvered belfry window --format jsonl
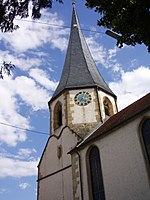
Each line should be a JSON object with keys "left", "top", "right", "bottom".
{"left": 142, "top": 119, "right": 150, "bottom": 163}
{"left": 89, "top": 146, "right": 105, "bottom": 200}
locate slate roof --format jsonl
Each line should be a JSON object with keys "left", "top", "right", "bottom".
{"left": 74, "top": 93, "right": 150, "bottom": 149}
{"left": 51, "top": 5, "right": 115, "bottom": 101}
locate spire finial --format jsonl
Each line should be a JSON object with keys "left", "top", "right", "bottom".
{"left": 72, "top": 0, "right": 75, "bottom": 6}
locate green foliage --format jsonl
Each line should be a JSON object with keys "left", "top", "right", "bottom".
{"left": 85, "top": 0, "right": 150, "bottom": 52}
{"left": 0, "top": 62, "right": 15, "bottom": 79}
{"left": 0, "top": 0, "right": 63, "bottom": 32}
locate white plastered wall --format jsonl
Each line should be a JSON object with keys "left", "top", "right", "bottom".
{"left": 38, "top": 168, "right": 72, "bottom": 200}
{"left": 38, "top": 127, "right": 78, "bottom": 200}
{"left": 78, "top": 110, "right": 150, "bottom": 200}
{"left": 69, "top": 88, "right": 98, "bottom": 124}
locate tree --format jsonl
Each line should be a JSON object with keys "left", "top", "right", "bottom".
{"left": 0, "top": 62, "right": 15, "bottom": 79}
{"left": 85, "top": 0, "right": 150, "bottom": 52}
{"left": 0, "top": 0, "right": 63, "bottom": 32}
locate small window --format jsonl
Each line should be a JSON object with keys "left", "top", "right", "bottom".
{"left": 141, "top": 119, "right": 150, "bottom": 163}
{"left": 103, "top": 97, "right": 114, "bottom": 117}
{"left": 57, "top": 145, "right": 62, "bottom": 159}
{"left": 89, "top": 146, "right": 105, "bottom": 200}
{"left": 54, "top": 101, "right": 62, "bottom": 130}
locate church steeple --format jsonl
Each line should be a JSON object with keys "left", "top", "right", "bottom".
{"left": 49, "top": 5, "right": 118, "bottom": 137}
{"left": 51, "top": 5, "right": 115, "bottom": 101}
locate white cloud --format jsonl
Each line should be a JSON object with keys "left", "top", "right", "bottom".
{"left": 0, "top": 146, "right": 38, "bottom": 179}
{"left": 0, "top": 6, "right": 66, "bottom": 148}
{"left": 0, "top": 147, "right": 37, "bottom": 160}
{"left": 0, "top": 188, "right": 9, "bottom": 194}
{"left": 0, "top": 72, "right": 51, "bottom": 146}
{"left": 19, "top": 182, "right": 30, "bottom": 190}
{"left": 0, "top": 77, "right": 29, "bottom": 146}
{"left": 0, "top": 11, "right": 68, "bottom": 53}
{"left": 18, "top": 148, "right": 37, "bottom": 159}
{"left": 86, "top": 36, "right": 107, "bottom": 66}
{"left": 14, "top": 76, "right": 50, "bottom": 111}
{"left": 109, "top": 66, "right": 150, "bottom": 110}
{"left": 86, "top": 35, "right": 122, "bottom": 72}
{"left": 0, "top": 50, "right": 43, "bottom": 71}
{"left": 113, "top": 63, "right": 123, "bottom": 73}
{"left": 29, "top": 68, "right": 58, "bottom": 90}
{"left": 0, "top": 156, "right": 38, "bottom": 178}
{"left": 0, "top": 10, "right": 65, "bottom": 148}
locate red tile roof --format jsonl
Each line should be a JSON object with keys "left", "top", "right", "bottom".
{"left": 77, "top": 93, "right": 150, "bottom": 148}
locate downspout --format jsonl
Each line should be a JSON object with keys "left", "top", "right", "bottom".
{"left": 76, "top": 150, "right": 84, "bottom": 200}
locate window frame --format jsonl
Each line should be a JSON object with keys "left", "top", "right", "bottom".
{"left": 139, "top": 117, "right": 150, "bottom": 183}
{"left": 86, "top": 145, "right": 105, "bottom": 200}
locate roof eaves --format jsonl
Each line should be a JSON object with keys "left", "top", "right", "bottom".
{"left": 75, "top": 93, "right": 150, "bottom": 149}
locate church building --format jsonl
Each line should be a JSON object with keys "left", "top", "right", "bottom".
{"left": 37, "top": 4, "right": 150, "bottom": 200}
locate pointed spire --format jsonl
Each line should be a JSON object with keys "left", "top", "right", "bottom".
{"left": 72, "top": 0, "right": 75, "bottom": 6}
{"left": 51, "top": 4, "right": 115, "bottom": 101}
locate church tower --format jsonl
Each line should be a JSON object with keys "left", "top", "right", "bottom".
{"left": 38, "top": 4, "right": 118, "bottom": 200}
{"left": 49, "top": 3, "right": 117, "bottom": 138}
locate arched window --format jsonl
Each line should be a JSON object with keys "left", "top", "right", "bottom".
{"left": 89, "top": 146, "right": 105, "bottom": 200}
{"left": 103, "top": 97, "right": 114, "bottom": 117}
{"left": 54, "top": 101, "right": 62, "bottom": 130}
{"left": 141, "top": 119, "right": 150, "bottom": 164}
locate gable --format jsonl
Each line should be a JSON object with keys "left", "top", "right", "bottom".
{"left": 38, "top": 126, "right": 79, "bottom": 178}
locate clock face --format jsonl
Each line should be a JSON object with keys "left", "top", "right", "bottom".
{"left": 74, "top": 91, "right": 92, "bottom": 106}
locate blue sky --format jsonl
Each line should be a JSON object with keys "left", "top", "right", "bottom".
{"left": 0, "top": 1, "right": 150, "bottom": 200}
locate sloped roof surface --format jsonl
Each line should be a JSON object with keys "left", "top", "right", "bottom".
{"left": 51, "top": 5, "right": 115, "bottom": 100}
{"left": 77, "top": 93, "right": 150, "bottom": 148}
